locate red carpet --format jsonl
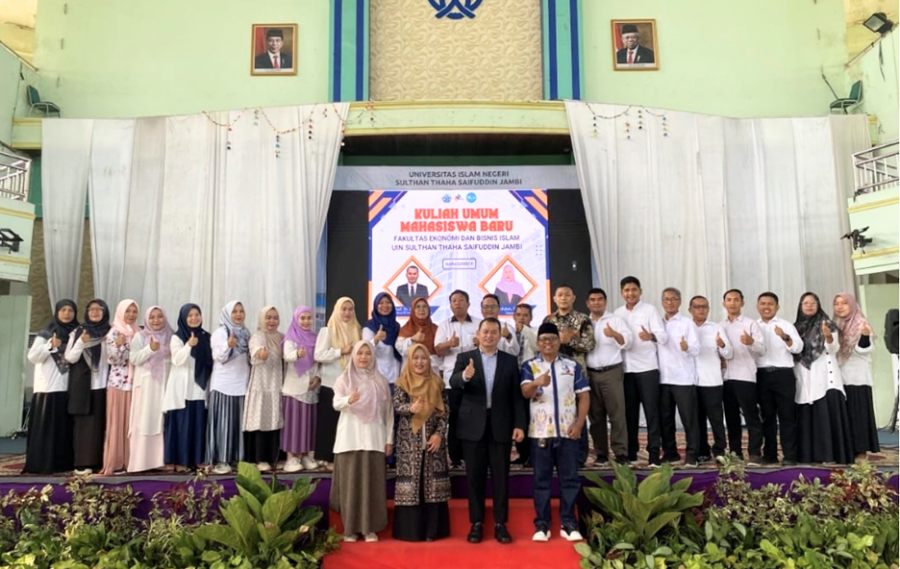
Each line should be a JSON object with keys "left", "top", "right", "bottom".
{"left": 324, "top": 498, "right": 581, "bottom": 569}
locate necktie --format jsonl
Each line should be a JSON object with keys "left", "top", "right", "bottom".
{"left": 627, "top": 50, "right": 635, "bottom": 64}
{"left": 274, "top": 55, "right": 280, "bottom": 69}
{"left": 408, "top": 285, "right": 412, "bottom": 297}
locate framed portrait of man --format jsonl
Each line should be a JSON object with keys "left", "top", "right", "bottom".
{"left": 611, "top": 19, "right": 658, "bottom": 71}
{"left": 251, "top": 23, "right": 298, "bottom": 76}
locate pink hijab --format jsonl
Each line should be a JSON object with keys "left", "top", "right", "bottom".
{"left": 139, "top": 305, "right": 174, "bottom": 381}
{"left": 111, "top": 299, "right": 140, "bottom": 341}
{"left": 333, "top": 340, "right": 391, "bottom": 424}
{"left": 833, "top": 292, "right": 869, "bottom": 364}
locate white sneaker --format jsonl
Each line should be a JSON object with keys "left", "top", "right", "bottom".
{"left": 257, "top": 462, "right": 272, "bottom": 472}
{"left": 532, "top": 529, "right": 550, "bottom": 542}
{"left": 301, "top": 455, "right": 319, "bottom": 470}
{"left": 561, "top": 528, "right": 584, "bottom": 541}
{"left": 343, "top": 534, "right": 357, "bottom": 542}
{"left": 283, "top": 457, "right": 304, "bottom": 473}
{"left": 212, "top": 463, "right": 231, "bottom": 475}
{"left": 364, "top": 532, "right": 378, "bottom": 542}
{"left": 74, "top": 468, "right": 92, "bottom": 476}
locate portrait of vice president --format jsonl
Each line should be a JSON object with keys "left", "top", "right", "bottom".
{"left": 615, "top": 23, "right": 655, "bottom": 66}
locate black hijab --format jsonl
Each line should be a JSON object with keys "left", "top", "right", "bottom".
{"left": 71, "top": 299, "right": 111, "bottom": 372}
{"left": 794, "top": 292, "right": 837, "bottom": 370}
{"left": 175, "top": 303, "right": 213, "bottom": 390}
{"left": 37, "top": 299, "right": 79, "bottom": 374}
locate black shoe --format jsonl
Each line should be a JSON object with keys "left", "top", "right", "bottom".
{"left": 467, "top": 522, "right": 483, "bottom": 543}
{"left": 761, "top": 457, "right": 779, "bottom": 466}
{"left": 494, "top": 523, "right": 512, "bottom": 544}
{"left": 782, "top": 459, "right": 798, "bottom": 466}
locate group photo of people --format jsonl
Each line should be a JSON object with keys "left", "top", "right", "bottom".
{"left": 22, "top": 272, "right": 883, "bottom": 544}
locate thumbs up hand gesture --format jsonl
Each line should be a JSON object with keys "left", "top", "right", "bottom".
{"left": 740, "top": 330, "right": 754, "bottom": 346}
{"left": 639, "top": 325, "right": 653, "bottom": 342}
{"left": 680, "top": 336, "right": 688, "bottom": 352}
{"left": 297, "top": 346, "right": 307, "bottom": 359}
{"left": 50, "top": 332, "right": 61, "bottom": 350}
{"left": 258, "top": 346, "right": 269, "bottom": 361}
{"left": 860, "top": 321, "right": 873, "bottom": 336}
{"left": 449, "top": 332, "right": 460, "bottom": 348}
{"left": 348, "top": 388, "right": 361, "bottom": 405}
{"left": 227, "top": 333, "right": 237, "bottom": 349}
{"left": 603, "top": 323, "right": 616, "bottom": 337}
{"left": 715, "top": 332, "right": 725, "bottom": 348}
{"left": 410, "top": 396, "right": 424, "bottom": 414}
{"left": 536, "top": 370, "right": 551, "bottom": 387}
{"left": 463, "top": 358, "right": 476, "bottom": 381}
{"left": 188, "top": 332, "right": 198, "bottom": 347}
{"left": 80, "top": 329, "right": 91, "bottom": 344}
{"left": 374, "top": 325, "right": 386, "bottom": 343}
{"left": 149, "top": 336, "right": 160, "bottom": 352}
{"left": 115, "top": 333, "right": 127, "bottom": 347}
{"left": 411, "top": 330, "right": 425, "bottom": 343}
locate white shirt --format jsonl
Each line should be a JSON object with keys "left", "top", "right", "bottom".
{"left": 516, "top": 325, "right": 538, "bottom": 366}
{"left": 65, "top": 334, "right": 109, "bottom": 390}
{"left": 755, "top": 317, "right": 803, "bottom": 369}
{"left": 209, "top": 327, "right": 251, "bottom": 396}
{"left": 361, "top": 327, "right": 402, "bottom": 384}
{"left": 496, "top": 320, "right": 520, "bottom": 359}
{"left": 333, "top": 384, "right": 394, "bottom": 454}
{"left": 693, "top": 320, "right": 732, "bottom": 387}
{"left": 795, "top": 334, "right": 844, "bottom": 404}
{"left": 434, "top": 315, "right": 481, "bottom": 386}
{"left": 282, "top": 340, "right": 319, "bottom": 404}
{"left": 658, "top": 313, "right": 699, "bottom": 386}
{"left": 28, "top": 336, "right": 69, "bottom": 393}
{"left": 162, "top": 336, "right": 208, "bottom": 413}
{"left": 614, "top": 300, "right": 667, "bottom": 373}
{"left": 586, "top": 312, "right": 632, "bottom": 369}
{"left": 840, "top": 339, "right": 873, "bottom": 387}
{"left": 720, "top": 315, "right": 765, "bottom": 382}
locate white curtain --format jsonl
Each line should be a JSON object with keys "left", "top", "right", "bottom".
{"left": 565, "top": 101, "right": 867, "bottom": 318}
{"left": 41, "top": 119, "right": 94, "bottom": 305}
{"left": 42, "top": 103, "right": 348, "bottom": 325}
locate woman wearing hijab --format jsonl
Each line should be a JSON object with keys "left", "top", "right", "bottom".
{"left": 65, "top": 299, "right": 112, "bottom": 475}
{"left": 362, "top": 293, "right": 402, "bottom": 385}
{"left": 330, "top": 341, "right": 393, "bottom": 543}
{"left": 128, "top": 305, "right": 173, "bottom": 472}
{"left": 794, "top": 292, "right": 854, "bottom": 464}
{"left": 100, "top": 299, "right": 140, "bottom": 475}
{"left": 314, "top": 296, "right": 361, "bottom": 470}
{"left": 207, "top": 300, "right": 252, "bottom": 474}
{"left": 397, "top": 297, "right": 439, "bottom": 371}
{"left": 242, "top": 306, "right": 284, "bottom": 472}
{"left": 494, "top": 264, "right": 525, "bottom": 308}
{"left": 24, "top": 299, "right": 78, "bottom": 474}
{"left": 282, "top": 305, "right": 321, "bottom": 472}
{"left": 833, "top": 292, "right": 880, "bottom": 460}
{"left": 162, "top": 303, "right": 212, "bottom": 472}
{"left": 392, "top": 343, "right": 450, "bottom": 542}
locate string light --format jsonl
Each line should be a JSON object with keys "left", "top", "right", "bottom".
{"left": 582, "top": 102, "right": 671, "bottom": 139}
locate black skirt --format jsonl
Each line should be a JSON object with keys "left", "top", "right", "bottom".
{"left": 24, "top": 392, "right": 74, "bottom": 474}
{"left": 393, "top": 451, "right": 451, "bottom": 542}
{"left": 72, "top": 388, "right": 107, "bottom": 470}
{"left": 243, "top": 429, "right": 281, "bottom": 465}
{"left": 844, "top": 385, "right": 880, "bottom": 455}
{"left": 797, "top": 389, "right": 854, "bottom": 464}
{"left": 315, "top": 386, "right": 338, "bottom": 463}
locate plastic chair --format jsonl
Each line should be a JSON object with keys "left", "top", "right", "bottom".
{"left": 26, "top": 86, "right": 61, "bottom": 117}
{"left": 829, "top": 81, "right": 863, "bottom": 114}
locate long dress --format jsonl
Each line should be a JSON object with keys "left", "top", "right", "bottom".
{"left": 282, "top": 340, "right": 318, "bottom": 454}
{"left": 101, "top": 331, "right": 133, "bottom": 474}
{"left": 840, "top": 336, "right": 880, "bottom": 455}
{"left": 65, "top": 334, "right": 108, "bottom": 471}
{"left": 23, "top": 337, "right": 74, "bottom": 474}
{"left": 795, "top": 333, "right": 854, "bottom": 464}
{"left": 392, "top": 389, "right": 451, "bottom": 541}
{"left": 127, "top": 334, "right": 168, "bottom": 472}
{"left": 242, "top": 333, "right": 284, "bottom": 465}
{"left": 162, "top": 336, "right": 208, "bottom": 468}
{"left": 207, "top": 327, "right": 250, "bottom": 465}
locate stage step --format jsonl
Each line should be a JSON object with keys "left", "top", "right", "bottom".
{"left": 324, "top": 498, "right": 581, "bottom": 569}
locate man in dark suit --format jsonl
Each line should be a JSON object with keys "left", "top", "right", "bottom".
{"left": 254, "top": 28, "right": 293, "bottom": 70}
{"left": 450, "top": 317, "right": 528, "bottom": 544}
{"left": 395, "top": 265, "right": 429, "bottom": 307}
{"left": 616, "top": 24, "right": 655, "bottom": 65}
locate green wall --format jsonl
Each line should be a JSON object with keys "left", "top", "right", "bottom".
{"left": 582, "top": 1, "right": 850, "bottom": 117}
{"left": 0, "top": 45, "right": 21, "bottom": 143}
{"left": 848, "top": 29, "right": 899, "bottom": 143}
{"left": 33, "top": 0, "right": 331, "bottom": 118}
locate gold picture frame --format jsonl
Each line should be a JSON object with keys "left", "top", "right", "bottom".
{"left": 251, "top": 23, "right": 298, "bottom": 76}
{"left": 611, "top": 19, "right": 659, "bottom": 71}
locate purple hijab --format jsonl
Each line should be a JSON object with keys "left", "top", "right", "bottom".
{"left": 283, "top": 305, "right": 317, "bottom": 377}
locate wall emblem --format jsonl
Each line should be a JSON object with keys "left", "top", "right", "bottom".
{"left": 428, "top": 0, "right": 482, "bottom": 20}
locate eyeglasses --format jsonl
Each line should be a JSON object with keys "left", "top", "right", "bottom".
{"left": 538, "top": 336, "right": 559, "bottom": 343}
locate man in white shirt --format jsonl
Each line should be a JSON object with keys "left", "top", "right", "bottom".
{"left": 435, "top": 289, "right": 481, "bottom": 467}
{"left": 512, "top": 303, "right": 538, "bottom": 466}
{"left": 585, "top": 287, "right": 631, "bottom": 465}
{"left": 688, "top": 295, "right": 732, "bottom": 461}
{"left": 657, "top": 288, "right": 700, "bottom": 466}
{"left": 720, "top": 289, "right": 765, "bottom": 465}
{"left": 614, "top": 276, "right": 667, "bottom": 466}
{"left": 755, "top": 292, "right": 803, "bottom": 466}
{"left": 480, "top": 294, "right": 521, "bottom": 358}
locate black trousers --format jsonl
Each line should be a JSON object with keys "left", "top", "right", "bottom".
{"left": 756, "top": 367, "right": 798, "bottom": 462}
{"left": 660, "top": 384, "right": 699, "bottom": 461}
{"left": 447, "top": 388, "right": 464, "bottom": 464}
{"left": 460, "top": 411, "right": 512, "bottom": 525}
{"left": 624, "top": 370, "right": 661, "bottom": 462}
{"left": 696, "top": 385, "right": 727, "bottom": 458}
{"left": 723, "top": 380, "right": 763, "bottom": 458}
